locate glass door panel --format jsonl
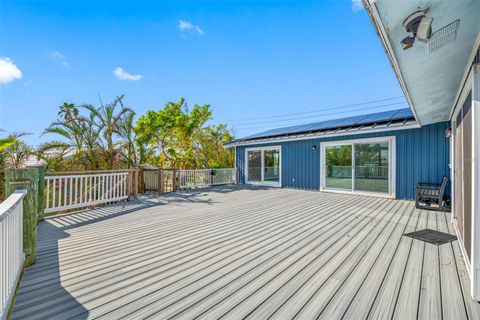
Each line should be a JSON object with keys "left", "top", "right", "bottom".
{"left": 354, "top": 142, "right": 389, "bottom": 193}
{"left": 264, "top": 149, "right": 280, "bottom": 182}
{"left": 325, "top": 145, "right": 352, "bottom": 190}
{"left": 247, "top": 150, "right": 262, "bottom": 182}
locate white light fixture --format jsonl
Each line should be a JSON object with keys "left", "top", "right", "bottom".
{"left": 401, "top": 9, "right": 434, "bottom": 50}
{"left": 417, "top": 16, "right": 434, "bottom": 42}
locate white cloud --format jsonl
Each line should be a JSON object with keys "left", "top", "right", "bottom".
{"left": 50, "top": 51, "right": 70, "bottom": 67}
{"left": 352, "top": 0, "right": 364, "bottom": 12}
{"left": 0, "top": 57, "right": 22, "bottom": 84}
{"left": 113, "top": 67, "right": 142, "bottom": 81}
{"left": 178, "top": 20, "right": 204, "bottom": 36}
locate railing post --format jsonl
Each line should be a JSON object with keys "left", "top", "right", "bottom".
{"left": 133, "top": 169, "right": 139, "bottom": 199}
{"left": 127, "top": 171, "right": 133, "bottom": 199}
{"left": 173, "top": 169, "right": 178, "bottom": 192}
{"left": 4, "top": 165, "right": 45, "bottom": 266}
{"left": 138, "top": 165, "right": 145, "bottom": 194}
{"left": 158, "top": 167, "right": 164, "bottom": 194}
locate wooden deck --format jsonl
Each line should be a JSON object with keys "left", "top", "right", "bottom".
{"left": 11, "top": 185, "right": 480, "bottom": 319}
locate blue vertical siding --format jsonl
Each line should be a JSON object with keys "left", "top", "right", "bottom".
{"left": 235, "top": 122, "right": 450, "bottom": 200}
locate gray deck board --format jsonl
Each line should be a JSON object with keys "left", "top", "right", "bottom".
{"left": 392, "top": 205, "right": 428, "bottom": 320}
{"left": 417, "top": 210, "right": 442, "bottom": 320}
{"left": 11, "top": 185, "right": 480, "bottom": 320}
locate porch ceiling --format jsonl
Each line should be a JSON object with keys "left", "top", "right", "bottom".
{"left": 364, "top": 0, "right": 480, "bottom": 125}
{"left": 12, "top": 186, "right": 480, "bottom": 319}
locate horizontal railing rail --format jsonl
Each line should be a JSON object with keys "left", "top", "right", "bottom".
{"left": 45, "top": 168, "right": 138, "bottom": 175}
{"left": 44, "top": 171, "right": 131, "bottom": 214}
{"left": 179, "top": 168, "right": 236, "bottom": 189}
{"left": 327, "top": 165, "right": 388, "bottom": 179}
{"left": 0, "top": 189, "right": 27, "bottom": 319}
{"left": 355, "top": 165, "right": 389, "bottom": 178}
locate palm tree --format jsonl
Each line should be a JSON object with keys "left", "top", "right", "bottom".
{"left": 42, "top": 103, "right": 85, "bottom": 151}
{"left": 116, "top": 110, "right": 137, "bottom": 168}
{"left": 40, "top": 103, "right": 101, "bottom": 169}
{"left": 83, "top": 95, "right": 133, "bottom": 169}
{"left": 0, "top": 129, "right": 28, "bottom": 152}
{"left": 0, "top": 137, "right": 15, "bottom": 152}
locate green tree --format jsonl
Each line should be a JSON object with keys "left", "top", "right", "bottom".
{"left": 41, "top": 102, "right": 102, "bottom": 170}
{"left": 0, "top": 130, "right": 32, "bottom": 169}
{"left": 195, "top": 124, "right": 235, "bottom": 168}
{"left": 83, "top": 95, "right": 133, "bottom": 169}
{"left": 116, "top": 110, "right": 137, "bottom": 168}
{"left": 135, "top": 98, "right": 213, "bottom": 168}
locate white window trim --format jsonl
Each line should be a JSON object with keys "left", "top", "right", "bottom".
{"left": 320, "top": 136, "right": 396, "bottom": 199}
{"left": 244, "top": 145, "right": 282, "bottom": 188}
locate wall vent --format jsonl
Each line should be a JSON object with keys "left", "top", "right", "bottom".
{"left": 427, "top": 20, "right": 460, "bottom": 54}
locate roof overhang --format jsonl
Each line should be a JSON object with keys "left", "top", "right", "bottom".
{"left": 363, "top": 0, "right": 480, "bottom": 125}
{"left": 225, "top": 119, "right": 419, "bottom": 147}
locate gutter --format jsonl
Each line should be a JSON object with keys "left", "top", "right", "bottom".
{"left": 361, "top": 0, "right": 421, "bottom": 125}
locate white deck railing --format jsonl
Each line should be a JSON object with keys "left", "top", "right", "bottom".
{"left": 179, "top": 168, "right": 236, "bottom": 189}
{"left": 45, "top": 172, "right": 130, "bottom": 214}
{"left": 0, "top": 189, "right": 27, "bottom": 319}
{"left": 328, "top": 165, "right": 389, "bottom": 179}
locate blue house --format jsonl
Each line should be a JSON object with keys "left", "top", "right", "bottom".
{"left": 226, "top": 108, "right": 449, "bottom": 201}
{"left": 228, "top": 0, "right": 480, "bottom": 302}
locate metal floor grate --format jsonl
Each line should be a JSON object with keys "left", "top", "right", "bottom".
{"left": 404, "top": 228, "right": 457, "bottom": 246}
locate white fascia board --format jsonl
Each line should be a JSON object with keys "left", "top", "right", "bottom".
{"left": 361, "top": 0, "right": 420, "bottom": 124}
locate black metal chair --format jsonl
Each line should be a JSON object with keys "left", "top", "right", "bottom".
{"left": 415, "top": 176, "right": 450, "bottom": 211}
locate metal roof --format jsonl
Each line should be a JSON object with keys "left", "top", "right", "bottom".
{"left": 227, "top": 108, "right": 416, "bottom": 146}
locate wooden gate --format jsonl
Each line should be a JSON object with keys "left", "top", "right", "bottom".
{"left": 139, "top": 168, "right": 177, "bottom": 194}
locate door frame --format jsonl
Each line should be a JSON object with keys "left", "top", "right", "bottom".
{"left": 320, "top": 136, "right": 396, "bottom": 198}
{"left": 244, "top": 145, "right": 282, "bottom": 187}
{"left": 450, "top": 62, "right": 480, "bottom": 301}
{"left": 451, "top": 69, "right": 472, "bottom": 273}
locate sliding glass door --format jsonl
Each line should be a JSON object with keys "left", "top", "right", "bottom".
{"left": 322, "top": 138, "right": 393, "bottom": 196}
{"left": 325, "top": 145, "right": 353, "bottom": 190}
{"left": 246, "top": 146, "right": 281, "bottom": 187}
{"left": 355, "top": 142, "right": 389, "bottom": 193}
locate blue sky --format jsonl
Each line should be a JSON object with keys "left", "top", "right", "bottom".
{"left": 0, "top": 0, "right": 404, "bottom": 146}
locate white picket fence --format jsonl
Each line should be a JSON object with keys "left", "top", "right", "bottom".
{"left": 0, "top": 189, "right": 27, "bottom": 319}
{"left": 179, "top": 168, "right": 236, "bottom": 189}
{"left": 44, "top": 172, "right": 130, "bottom": 214}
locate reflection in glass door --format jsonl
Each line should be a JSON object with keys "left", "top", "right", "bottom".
{"left": 264, "top": 149, "right": 280, "bottom": 183}
{"left": 325, "top": 145, "right": 352, "bottom": 190}
{"left": 247, "top": 150, "right": 262, "bottom": 182}
{"left": 354, "top": 142, "right": 389, "bottom": 193}
{"left": 246, "top": 147, "right": 281, "bottom": 186}
{"left": 322, "top": 138, "right": 392, "bottom": 196}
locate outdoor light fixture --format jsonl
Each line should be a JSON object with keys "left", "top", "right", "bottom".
{"left": 445, "top": 127, "right": 452, "bottom": 138}
{"left": 401, "top": 9, "right": 433, "bottom": 50}
{"left": 312, "top": 144, "right": 317, "bottom": 151}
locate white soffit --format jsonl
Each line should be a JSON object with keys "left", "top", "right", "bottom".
{"left": 370, "top": 0, "right": 479, "bottom": 125}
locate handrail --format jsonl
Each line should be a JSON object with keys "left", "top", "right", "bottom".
{"left": 44, "top": 171, "right": 131, "bottom": 214}
{"left": 0, "top": 189, "right": 27, "bottom": 319}
{"left": 46, "top": 168, "right": 138, "bottom": 175}
{"left": 179, "top": 168, "right": 237, "bottom": 189}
